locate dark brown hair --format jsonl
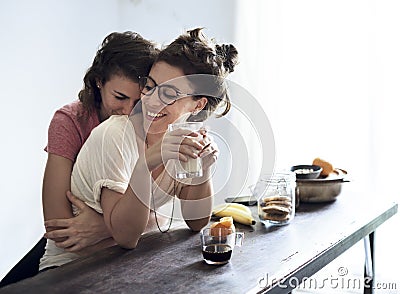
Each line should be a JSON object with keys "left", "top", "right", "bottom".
{"left": 156, "top": 28, "right": 238, "bottom": 121}
{"left": 78, "top": 31, "right": 159, "bottom": 114}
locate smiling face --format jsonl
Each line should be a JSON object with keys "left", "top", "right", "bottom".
{"left": 98, "top": 74, "right": 141, "bottom": 122}
{"left": 141, "top": 61, "right": 207, "bottom": 135}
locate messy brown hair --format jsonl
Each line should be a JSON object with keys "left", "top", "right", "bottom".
{"left": 79, "top": 31, "right": 159, "bottom": 115}
{"left": 156, "top": 28, "right": 238, "bottom": 121}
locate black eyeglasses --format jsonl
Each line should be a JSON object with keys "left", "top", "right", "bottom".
{"left": 138, "top": 76, "right": 197, "bottom": 106}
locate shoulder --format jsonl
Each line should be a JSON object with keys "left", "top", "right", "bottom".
{"left": 50, "top": 100, "right": 84, "bottom": 125}
{"left": 47, "top": 100, "right": 99, "bottom": 155}
{"left": 49, "top": 100, "right": 99, "bottom": 133}
{"left": 55, "top": 100, "right": 85, "bottom": 116}
{"left": 90, "top": 115, "right": 136, "bottom": 146}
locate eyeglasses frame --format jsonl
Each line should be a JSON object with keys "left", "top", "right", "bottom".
{"left": 138, "top": 76, "right": 199, "bottom": 106}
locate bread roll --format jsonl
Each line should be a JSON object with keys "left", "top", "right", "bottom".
{"left": 312, "top": 157, "right": 334, "bottom": 177}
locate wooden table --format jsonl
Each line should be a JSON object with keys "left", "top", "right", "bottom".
{"left": 1, "top": 189, "right": 397, "bottom": 294}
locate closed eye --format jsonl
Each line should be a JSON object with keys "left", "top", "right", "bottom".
{"left": 115, "top": 95, "right": 128, "bottom": 100}
{"left": 114, "top": 91, "right": 130, "bottom": 100}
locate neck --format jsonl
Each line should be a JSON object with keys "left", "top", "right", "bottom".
{"left": 97, "top": 108, "right": 107, "bottom": 123}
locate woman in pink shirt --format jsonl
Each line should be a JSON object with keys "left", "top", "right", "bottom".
{"left": 0, "top": 31, "right": 158, "bottom": 286}
{"left": 42, "top": 32, "right": 158, "bottom": 254}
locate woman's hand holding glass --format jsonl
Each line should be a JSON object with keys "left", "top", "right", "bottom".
{"left": 146, "top": 126, "right": 218, "bottom": 178}
{"left": 145, "top": 128, "right": 204, "bottom": 173}
{"left": 198, "top": 129, "right": 219, "bottom": 171}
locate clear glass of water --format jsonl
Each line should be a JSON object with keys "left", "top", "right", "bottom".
{"left": 167, "top": 121, "right": 204, "bottom": 179}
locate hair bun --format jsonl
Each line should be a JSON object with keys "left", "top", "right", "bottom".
{"left": 215, "top": 44, "right": 239, "bottom": 74}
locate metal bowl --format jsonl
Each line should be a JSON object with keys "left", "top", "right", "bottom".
{"left": 296, "top": 169, "right": 349, "bottom": 203}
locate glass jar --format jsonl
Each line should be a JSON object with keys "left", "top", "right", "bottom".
{"left": 256, "top": 171, "right": 296, "bottom": 226}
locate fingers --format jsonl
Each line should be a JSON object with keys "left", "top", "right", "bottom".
{"left": 200, "top": 148, "right": 218, "bottom": 159}
{"left": 199, "top": 142, "right": 219, "bottom": 171}
{"left": 162, "top": 128, "right": 217, "bottom": 165}
{"left": 169, "top": 128, "right": 200, "bottom": 138}
{"left": 54, "top": 238, "right": 79, "bottom": 250}
{"left": 163, "top": 133, "right": 203, "bottom": 161}
{"left": 199, "top": 138, "right": 218, "bottom": 157}
{"left": 179, "top": 144, "right": 201, "bottom": 159}
{"left": 164, "top": 150, "right": 190, "bottom": 162}
{"left": 167, "top": 129, "right": 203, "bottom": 149}
{"left": 45, "top": 218, "right": 71, "bottom": 229}
{"left": 64, "top": 244, "right": 83, "bottom": 252}
{"left": 45, "top": 229, "right": 85, "bottom": 251}
{"left": 44, "top": 228, "right": 70, "bottom": 240}
{"left": 66, "top": 191, "right": 87, "bottom": 211}
{"left": 175, "top": 136, "right": 203, "bottom": 151}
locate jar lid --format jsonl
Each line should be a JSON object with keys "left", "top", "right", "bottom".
{"left": 258, "top": 170, "right": 296, "bottom": 182}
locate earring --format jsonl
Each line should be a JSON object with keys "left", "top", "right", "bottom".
{"left": 192, "top": 110, "right": 200, "bottom": 115}
{"left": 97, "top": 83, "right": 101, "bottom": 89}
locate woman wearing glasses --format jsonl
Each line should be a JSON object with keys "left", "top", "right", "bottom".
{"left": 41, "top": 28, "right": 238, "bottom": 270}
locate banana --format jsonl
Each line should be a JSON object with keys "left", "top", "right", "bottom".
{"left": 212, "top": 205, "right": 256, "bottom": 226}
{"left": 213, "top": 203, "right": 252, "bottom": 216}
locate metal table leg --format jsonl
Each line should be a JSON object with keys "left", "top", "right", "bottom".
{"left": 363, "top": 231, "right": 375, "bottom": 294}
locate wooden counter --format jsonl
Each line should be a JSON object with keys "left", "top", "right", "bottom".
{"left": 1, "top": 189, "right": 397, "bottom": 294}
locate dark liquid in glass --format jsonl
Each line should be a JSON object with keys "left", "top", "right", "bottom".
{"left": 202, "top": 244, "right": 232, "bottom": 264}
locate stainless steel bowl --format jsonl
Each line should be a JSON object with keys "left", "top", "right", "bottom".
{"left": 296, "top": 169, "right": 349, "bottom": 203}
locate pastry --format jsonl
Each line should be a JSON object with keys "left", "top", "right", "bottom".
{"left": 312, "top": 157, "right": 334, "bottom": 177}
{"left": 261, "top": 205, "right": 291, "bottom": 215}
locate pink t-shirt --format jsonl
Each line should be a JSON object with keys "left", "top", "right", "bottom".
{"left": 45, "top": 100, "right": 100, "bottom": 162}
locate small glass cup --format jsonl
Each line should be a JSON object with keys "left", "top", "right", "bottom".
{"left": 256, "top": 171, "right": 296, "bottom": 226}
{"left": 167, "top": 121, "right": 203, "bottom": 179}
{"left": 200, "top": 227, "right": 244, "bottom": 265}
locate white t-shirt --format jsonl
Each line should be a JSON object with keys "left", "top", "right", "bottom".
{"left": 39, "top": 115, "right": 180, "bottom": 270}
{"left": 71, "top": 115, "right": 139, "bottom": 214}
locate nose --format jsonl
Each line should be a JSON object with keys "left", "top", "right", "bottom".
{"left": 142, "top": 91, "right": 163, "bottom": 107}
{"left": 121, "top": 99, "right": 136, "bottom": 115}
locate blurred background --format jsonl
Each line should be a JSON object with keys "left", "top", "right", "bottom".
{"left": 1, "top": 0, "right": 399, "bottom": 290}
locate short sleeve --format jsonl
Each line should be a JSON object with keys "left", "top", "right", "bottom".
{"left": 46, "top": 111, "right": 82, "bottom": 161}
{"left": 90, "top": 116, "right": 139, "bottom": 205}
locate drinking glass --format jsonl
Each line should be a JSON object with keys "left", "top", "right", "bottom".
{"left": 200, "top": 227, "right": 244, "bottom": 265}
{"left": 167, "top": 122, "right": 203, "bottom": 179}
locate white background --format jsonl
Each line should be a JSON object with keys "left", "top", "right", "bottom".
{"left": 1, "top": 0, "right": 399, "bottom": 283}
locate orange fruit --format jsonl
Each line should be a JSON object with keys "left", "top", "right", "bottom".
{"left": 219, "top": 216, "right": 234, "bottom": 228}
{"left": 210, "top": 216, "right": 235, "bottom": 236}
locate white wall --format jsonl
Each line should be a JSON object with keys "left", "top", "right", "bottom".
{"left": 236, "top": 0, "right": 400, "bottom": 193}
{"left": 234, "top": 0, "right": 400, "bottom": 281}
{"left": 0, "top": 0, "right": 237, "bottom": 278}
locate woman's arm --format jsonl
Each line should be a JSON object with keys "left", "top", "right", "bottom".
{"left": 42, "top": 154, "right": 74, "bottom": 221}
{"left": 100, "top": 156, "right": 152, "bottom": 249}
{"left": 91, "top": 120, "right": 208, "bottom": 249}
{"left": 178, "top": 134, "right": 218, "bottom": 231}
{"left": 98, "top": 127, "right": 203, "bottom": 248}
{"left": 179, "top": 171, "right": 213, "bottom": 231}
{"left": 43, "top": 154, "right": 111, "bottom": 252}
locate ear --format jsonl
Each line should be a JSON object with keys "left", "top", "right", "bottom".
{"left": 95, "top": 78, "right": 102, "bottom": 88}
{"left": 193, "top": 97, "right": 208, "bottom": 113}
